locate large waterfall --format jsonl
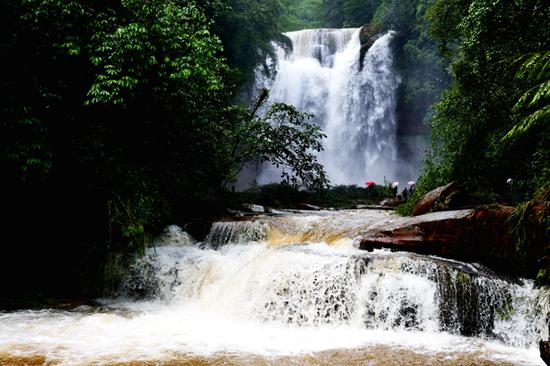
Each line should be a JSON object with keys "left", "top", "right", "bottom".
{"left": 1, "top": 210, "right": 547, "bottom": 365}
{"left": 253, "top": 29, "right": 400, "bottom": 186}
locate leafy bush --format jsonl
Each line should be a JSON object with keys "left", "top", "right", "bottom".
{"left": 239, "top": 183, "right": 394, "bottom": 209}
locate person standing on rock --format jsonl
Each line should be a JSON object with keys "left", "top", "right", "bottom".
{"left": 391, "top": 182, "right": 399, "bottom": 197}
{"left": 407, "top": 181, "right": 416, "bottom": 194}
{"left": 365, "top": 181, "right": 375, "bottom": 197}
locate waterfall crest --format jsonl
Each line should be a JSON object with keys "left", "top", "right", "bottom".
{"left": 254, "top": 29, "right": 400, "bottom": 186}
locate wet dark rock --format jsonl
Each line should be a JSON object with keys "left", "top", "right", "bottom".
{"left": 296, "top": 203, "right": 322, "bottom": 211}
{"left": 121, "top": 255, "right": 161, "bottom": 299}
{"left": 537, "top": 267, "right": 550, "bottom": 286}
{"left": 380, "top": 197, "right": 404, "bottom": 207}
{"left": 453, "top": 272, "right": 485, "bottom": 336}
{"left": 266, "top": 207, "right": 285, "bottom": 215}
{"left": 398, "top": 303, "right": 419, "bottom": 329}
{"left": 355, "top": 204, "right": 395, "bottom": 210}
{"left": 348, "top": 255, "right": 370, "bottom": 277}
{"left": 519, "top": 196, "right": 550, "bottom": 286}
{"left": 359, "top": 23, "right": 381, "bottom": 70}
{"left": 541, "top": 341, "right": 550, "bottom": 365}
{"left": 242, "top": 203, "right": 265, "bottom": 213}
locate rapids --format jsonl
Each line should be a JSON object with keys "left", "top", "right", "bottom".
{"left": 0, "top": 209, "right": 548, "bottom": 365}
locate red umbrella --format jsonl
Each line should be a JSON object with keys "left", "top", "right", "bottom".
{"left": 365, "top": 181, "right": 376, "bottom": 186}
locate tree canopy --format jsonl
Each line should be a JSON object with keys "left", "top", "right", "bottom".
{"left": 0, "top": 0, "right": 328, "bottom": 299}
{"left": 417, "top": 0, "right": 550, "bottom": 203}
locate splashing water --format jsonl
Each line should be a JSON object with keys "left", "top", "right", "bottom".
{"left": 0, "top": 210, "right": 548, "bottom": 365}
{"left": 253, "top": 29, "right": 400, "bottom": 186}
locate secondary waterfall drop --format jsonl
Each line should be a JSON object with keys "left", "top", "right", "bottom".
{"left": 0, "top": 210, "right": 548, "bottom": 365}
{"left": 254, "top": 29, "right": 399, "bottom": 186}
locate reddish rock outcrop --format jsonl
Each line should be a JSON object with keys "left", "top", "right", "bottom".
{"left": 360, "top": 205, "right": 520, "bottom": 274}
{"left": 412, "top": 181, "right": 463, "bottom": 216}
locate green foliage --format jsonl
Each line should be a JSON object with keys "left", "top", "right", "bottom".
{"left": 417, "top": 0, "right": 550, "bottom": 205}
{"left": 372, "top": 0, "right": 417, "bottom": 32}
{"left": 239, "top": 183, "right": 393, "bottom": 209}
{"left": 495, "top": 300, "right": 516, "bottom": 322}
{"left": 425, "top": 0, "right": 470, "bottom": 58}
{"left": 508, "top": 188, "right": 550, "bottom": 281}
{"left": 206, "top": 0, "right": 291, "bottom": 84}
{"left": 536, "top": 268, "right": 550, "bottom": 286}
{"left": 231, "top": 91, "right": 329, "bottom": 190}
{"left": 320, "top": 0, "right": 381, "bottom": 27}
{"left": 280, "top": 0, "right": 323, "bottom": 31}
{"left": 2, "top": 114, "right": 53, "bottom": 182}
{"left": 0, "top": 0, "right": 337, "bottom": 299}
{"left": 322, "top": 0, "right": 345, "bottom": 27}
{"left": 107, "top": 172, "right": 168, "bottom": 256}
{"left": 504, "top": 51, "right": 550, "bottom": 141}
{"left": 395, "top": 187, "right": 423, "bottom": 216}
{"left": 87, "top": 1, "right": 227, "bottom": 107}
{"left": 342, "top": 0, "right": 380, "bottom": 27}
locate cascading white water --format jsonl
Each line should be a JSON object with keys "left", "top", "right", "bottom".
{"left": 0, "top": 211, "right": 548, "bottom": 365}
{"left": 121, "top": 220, "right": 547, "bottom": 348}
{"left": 254, "top": 29, "right": 400, "bottom": 186}
{"left": 206, "top": 221, "right": 269, "bottom": 248}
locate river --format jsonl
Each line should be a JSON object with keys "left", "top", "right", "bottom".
{"left": 0, "top": 209, "right": 548, "bottom": 365}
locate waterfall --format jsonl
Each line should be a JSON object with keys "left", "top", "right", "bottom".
{"left": 254, "top": 29, "right": 400, "bottom": 186}
{"left": 121, "top": 218, "right": 548, "bottom": 350}
{"left": 206, "top": 220, "right": 269, "bottom": 248}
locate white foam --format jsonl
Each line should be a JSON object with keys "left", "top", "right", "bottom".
{"left": 1, "top": 213, "right": 548, "bottom": 365}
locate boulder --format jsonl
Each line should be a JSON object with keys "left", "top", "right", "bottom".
{"left": 360, "top": 205, "right": 520, "bottom": 275}
{"left": 355, "top": 204, "right": 394, "bottom": 210}
{"left": 380, "top": 197, "right": 403, "bottom": 207}
{"left": 266, "top": 207, "right": 285, "bottom": 215}
{"left": 360, "top": 209, "right": 474, "bottom": 256}
{"left": 412, "top": 181, "right": 462, "bottom": 216}
{"left": 541, "top": 341, "right": 550, "bottom": 365}
{"left": 242, "top": 203, "right": 265, "bottom": 213}
{"left": 296, "top": 203, "right": 321, "bottom": 211}
{"left": 536, "top": 267, "right": 550, "bottom": 286}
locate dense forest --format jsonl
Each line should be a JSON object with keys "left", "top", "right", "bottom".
{"left": 1, "top": 0, "right": 548, "bottom": 303}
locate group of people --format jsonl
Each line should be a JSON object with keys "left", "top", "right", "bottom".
{"left": 390, "top": 181, "right": 416, "bottom": 198}
{"left": 365, "top": 180, "right": 416, "bottom": 198}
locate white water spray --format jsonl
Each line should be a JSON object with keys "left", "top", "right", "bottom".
{"left": 0, "top": 211, "right": 548, "bottom": 365}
